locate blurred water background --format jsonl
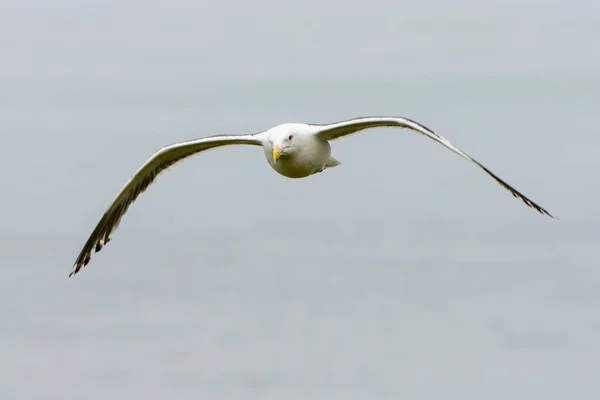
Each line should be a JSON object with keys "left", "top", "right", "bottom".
{"left": 1, "top": 0, "right": 599, "bottom": 398}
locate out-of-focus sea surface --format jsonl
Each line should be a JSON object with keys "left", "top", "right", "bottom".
{"left": 1, "top": 0, "right": 599, "bottom": 398}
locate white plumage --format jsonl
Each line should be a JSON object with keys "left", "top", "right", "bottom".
{"left": 70, "top": 116, "right": 554, "bottom": 276}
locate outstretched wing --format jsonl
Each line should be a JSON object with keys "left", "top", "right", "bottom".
{"left": 70, "top": 133, "right": 263, "bottom": 277}
{"left": 314, "top": 116, "right": 555, "bottom": 218}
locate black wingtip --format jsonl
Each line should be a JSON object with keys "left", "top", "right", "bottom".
{"left": 531, "top": 202, "right": 556, "bottom": 220}
{"left": 531, "top": 205, "right": 556, "bottom": 220}
{"left": 69, "top": 263, "right": 83, "bottom": 278}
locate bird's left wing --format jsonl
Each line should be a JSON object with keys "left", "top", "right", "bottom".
{"left": 70, "top": 133, "right": 263, "bottom": 277}
{"left": 314, "top": 116, "right": 555, "bottom": 218}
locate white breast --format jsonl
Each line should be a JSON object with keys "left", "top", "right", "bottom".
{"left": 263, "top": 135, "right": 331, "bottom": 179}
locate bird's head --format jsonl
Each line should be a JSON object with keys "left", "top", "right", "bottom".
{"left": 271, "top": 133, "right": 295, "bottom": 163}
{"left": 269, "top": 123, "right": 309, "bottom": 163}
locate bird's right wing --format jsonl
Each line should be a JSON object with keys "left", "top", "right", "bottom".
{"left": 70, "top": 133, "right": 263, "bottom": 277}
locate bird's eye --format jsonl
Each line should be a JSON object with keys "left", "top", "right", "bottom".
{"left": 288, "top": 134, "right": 293, "bottom": 141}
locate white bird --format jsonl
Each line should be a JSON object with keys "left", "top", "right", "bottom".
{"left": 70, "top": 116, "right": 554, "bottom": 276}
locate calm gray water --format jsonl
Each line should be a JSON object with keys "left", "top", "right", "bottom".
{"left": 1, "top": 0, "right": 599, "bottom": 398}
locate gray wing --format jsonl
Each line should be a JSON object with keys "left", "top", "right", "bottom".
{"left": 314, "top": 116, "right": 555, "bottom": 218}
{"left": 70, "top": 133, "right": 263, "bottom": 277}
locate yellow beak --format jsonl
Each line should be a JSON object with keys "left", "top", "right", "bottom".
{"left": 273, "top": 146, "right": 284, "bottom": 162}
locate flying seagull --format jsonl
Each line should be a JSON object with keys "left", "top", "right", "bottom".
{"left": 69, "top": 116, "right": 554, "bottom": 277}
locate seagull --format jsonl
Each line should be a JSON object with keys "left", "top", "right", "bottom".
{"left": 69, "top": 116, "right": 555, "bottom": 277}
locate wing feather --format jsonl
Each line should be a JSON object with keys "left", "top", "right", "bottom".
{"left": 314, "top": 116, "right": 555, "bottom": 218}
{"left": 70, "top": 133, "right": 263, "bottom": 276}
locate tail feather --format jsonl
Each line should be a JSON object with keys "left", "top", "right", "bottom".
{"left": 326, "top": 156, "right": 341, "bottom": 168}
